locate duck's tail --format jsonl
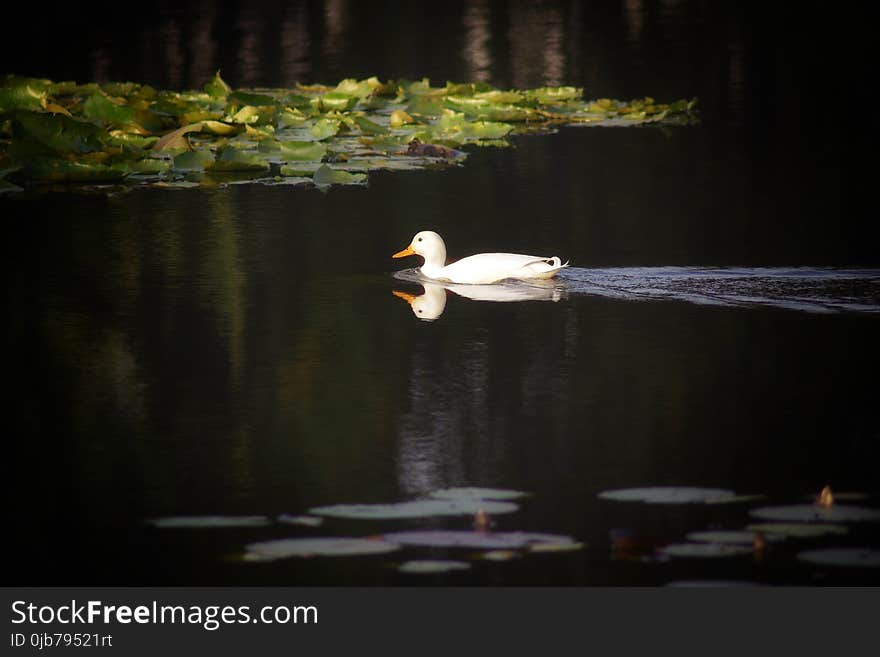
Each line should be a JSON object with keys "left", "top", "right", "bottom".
{"left": 521, "top": 257, "right": 569, "bottom": 279}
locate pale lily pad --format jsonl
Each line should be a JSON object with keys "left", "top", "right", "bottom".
{"left": 745, "top": 523, "right": 850, "bottom": 538}
{"left": 383, "top": 530, "right": 576, "bottom": 550}
{"left": 398, "top": 560, "right": 471, "bottom": 574}
{"left": 749, "top": 505, "right": 880, "bottom": 523}
{"left": 658, "top": 543, "right": 753, "bottom": 559}
{"left": 598, "top": 486, "right": 738, "bottom": 504}
{"left": 796, "top": 548, "right": 880, "bottom": 568}
{"left": 150, "top": 515, "right": 271, "bottom": 528}
{"left": 277, "top": 514, "right": 323, "bottom": 527}
{"left": 429, "top": 487, "right": 530, "bottom": 501}
{"left": 244, "top": 537, "right": 399, "bottom": 561}
{"left": 686, "top": 530, "right": 785, "bottom": 545}
{"left": 309, "top": 498, "right": 518, "bottom": 519}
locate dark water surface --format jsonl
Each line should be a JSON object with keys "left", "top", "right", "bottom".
{"left": 4, "top": 1, "right": 878, "bottom": 585}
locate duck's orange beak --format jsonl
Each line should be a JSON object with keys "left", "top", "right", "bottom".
{"left": 392, "top": 289, "right": 418, "bottom": 304}
{"left": 392, "top": 245, "right": 416, "bottom": 259}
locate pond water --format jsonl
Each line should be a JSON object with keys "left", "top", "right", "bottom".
{"left": 4, "top": 1, "right": 878, "bottom": 585}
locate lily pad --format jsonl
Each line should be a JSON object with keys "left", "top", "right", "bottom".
{"left": 748, "top": 505, "right": 880, "bottom": 523}
{"left": 277, "top": 514, "right": 324, "bottom": 527}
{"left": 173, "top": 149, "right": 214, "bottom": 172}
{"left": 429, "top": 487, "right": 530, "bottom": 501}
{"left": 244, "top": 537, "right": 400, "bottom": 561}
{"left": 658, "top": 543, "right": 753, "bottom": 559}
{"left": 308, "top": 498, "right": 518, "bottom": 520}
{"left": 150, "top": 516, "right": 271, "bottom": 528}
{"left": 312, "top": 164, "right": 367, "bottom": 186}
{"left": 382, "top": 530, "right": 576, "bottom": 550}
{"left": 213, "top": 147, "right": 269, "bottom": 172}
{"left": 796, "top": 548, "right": 880, "bottom": 568}
{"left": 598, "top": 486, "right": 738, "bottom": 504}
{"left": 745, "top": 523, "right": 849, "bottom": 538}
{"left": 398, "top": 560, "right": 471, "bottom": 574}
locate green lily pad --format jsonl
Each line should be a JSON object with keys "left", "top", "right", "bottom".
{"left": 204, "top": 70, "right": 231, "bottom": 98}
{"left": 308, "top": 118, "right": 340, "bottom": 141}
{"left": 173, "top": 149, "right": 215, "bottom": 172}
{"left": 82, "top": 90, "right": 134, "bottom": 124}
{"left": 13, "top": 112, "right": 105, "bottom": 153}
{"left": 243, "top": 537, "right": 400, "bottom": 561}
{"left": 312, "top": 164, "right": 367, "bottom": 186}
{"left": 25, "top": 158, "right": 129, "bottom": 182}
{"left": 272, "top": 140, "right": 327, "bottom": 161}
{"left": 213, "top": 147, "right": 269, "bottom": 172}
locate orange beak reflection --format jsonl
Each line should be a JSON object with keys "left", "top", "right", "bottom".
{"left": 392, "top": 245, "right": 416, "bottom": 259}
{"left": 392, "top": 289, "right": 418, "bottom": 304}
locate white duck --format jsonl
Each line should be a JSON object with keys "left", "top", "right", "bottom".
{"left": 392, "top": 230, "right": 568, "bottom": 284}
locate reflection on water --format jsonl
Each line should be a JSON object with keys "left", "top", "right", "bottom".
{"left": 392, "top": 274, "right": 566, "bottom": 321}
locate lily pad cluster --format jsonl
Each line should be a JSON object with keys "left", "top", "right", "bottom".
{"left": 0, "top": 72, "right": 698, "bottom": 193}
{"left": 600, "top": 485, "right": 880, "bottom": 575}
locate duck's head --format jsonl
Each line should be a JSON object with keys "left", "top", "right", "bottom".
{"left": 392, "top": 230, "right": 447, "bottom": 267}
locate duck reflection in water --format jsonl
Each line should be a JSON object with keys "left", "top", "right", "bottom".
{"left": 392, "top": 279, "right": 566, "bottom": 321}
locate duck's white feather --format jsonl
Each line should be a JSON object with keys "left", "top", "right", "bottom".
{"left": 393, "top": 231, "right": 568, "bottom": 284}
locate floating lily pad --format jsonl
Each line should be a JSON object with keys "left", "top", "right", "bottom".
{"left": 312, "top": 164, "right": 367, "bottom": 186}
{"left": 277, "top": 514, "right": 324, "bottom": 527}
{"left": 749, "top": 505, "right": 880, "bottom": 523}
{"left": 745, "top": 523, "right": 849, "bottom": 538}
{"left": 2, "top": 73, "right": 697, "bottom": 194}
{"left": 398, "top": 560, "right": 471, "bottom": 574}
{"left": 383, "top": 530, "right": 576, "bottom": 550}
{"left": 428, "top": 487, "right": 530, "bottom": 501}
{"left": 598, "top": 486, "right": 738, "bottom": 504}
{"left": 686, "top": 530, "right": 785, "bottom": 545}
{"left": 244, "top": 537, "right": 400, "bottom": 561}
{"left": 150, "top": 516, "right": 271, "bottom": 528}
{"left": 796, "top": 548, "right": 880, "bottom": 568}
{"left": 658, "top": 543, "right": 753, "bottom": 559}
{"left": 309, "top": 498, "right": 518, "bottom": 520}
